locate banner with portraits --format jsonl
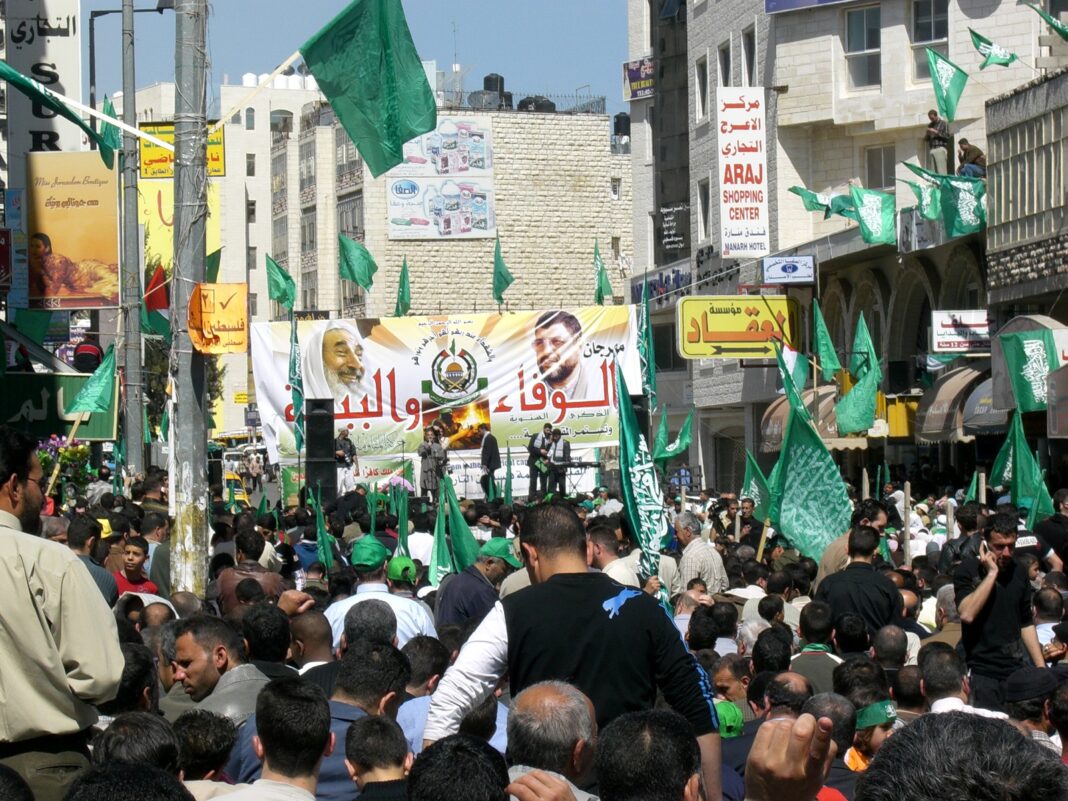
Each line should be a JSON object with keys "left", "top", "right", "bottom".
{"left": 251, "top": 307, "right": 640, "bottom": 488}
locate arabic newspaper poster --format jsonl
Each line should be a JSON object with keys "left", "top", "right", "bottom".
{"left": 139, "top": 122, "right": 226, "bottom": 179}
{"left": 385, "top": 116, "right": 496, "bottom": 240}
{"left": 717, "top": 87, "right": 770, "bottom": 258}
{"left": 188, "top": 283, "right": 248, "bottom": 354}
{"left": 251, "top": 306, "right": 639, "bottom": 497}
{"left": 25, "top": 152, "right": 119, "bottom": 311}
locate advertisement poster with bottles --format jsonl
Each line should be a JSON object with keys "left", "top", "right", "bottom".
{"left": 385, "top": 116, "right": 496, "bottom": 240}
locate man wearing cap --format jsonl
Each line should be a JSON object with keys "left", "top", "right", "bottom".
{"left": 324, "top": 536, "right": 436, "bottom": 649}
{"left": 434, "top": 538, "right": 521, "bottom": 627}
{"left": 595, "top": 486, "right": 623, "bottom": 516}
{"left": 1005, "top": 666, "right": 1062, "bottom": 753}
{"left": 386, "top": 555, "right": 434, "bottom": 619}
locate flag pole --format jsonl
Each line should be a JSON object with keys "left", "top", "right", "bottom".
{"left": 211, "top": 49, "right": 302, "bottom": 134}
{"left": 45, "top": 414, "right": 87, "bottom": 497}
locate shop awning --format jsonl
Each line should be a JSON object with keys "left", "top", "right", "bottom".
{"left": 962, "top": 377, "right": 1010, "bottom": 436}
{"left": 915, "top": 362, "right": 989, "bottom": 444}
{"left": 760, "top": 386, "right": 838, "bottom": 453}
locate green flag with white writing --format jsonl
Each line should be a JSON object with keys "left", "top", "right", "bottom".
{"left": 990, "top": 416, "right": 1015, "bottom": 490}
{"left": 740, "top": 450, "right": 771, "bottom": 521}
{"left": 67, "top": 345, "right": 116, "bottom": 413}
{"left": 289, "top": 313, "right": 305, "bottom": 452}
{"left": 813, "top": 300, "right": 842, "bottom": 382}
{"left": 940, "top": 175, "right": 986, "bottom": 237}
{"left": 849, "top": 186, "right": 896, "bottom": 246}
{"left": 850, "top": 313, "right": 882, "bottom": 382}
{"left": 969, "top": 28, "right": 1018, "bottom": 68}
{"left": 1000, "top": 330, "right": 1059, "bottom": 412}
{"left": 927, "top": 48, "right": 969, "bottom": 122}
{"left": 1027, "top": 3, "right": 1068, "bottom": 42}
{"left": 639, "top": 280, "right": 658, "bottom": 408}
{"left": 789, "top": 186, "right": 831, "bottom": 213}
{"left": 898, "top": 179, "right": 942, "bottom": 221}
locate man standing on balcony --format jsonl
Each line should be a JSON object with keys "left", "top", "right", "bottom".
{"left": 925, "top": 109, "right": 951, "bottom": 174}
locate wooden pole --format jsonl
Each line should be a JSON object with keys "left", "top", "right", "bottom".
{"left": 978, "top": 471, "right": 987, "bottom": 508}
{"left": 903, "top": 480, "right": 912, "bottom": 566}
{"left": 45, "top": 414, "right": 86, "bottom": 498}
{"left": 946, "top": 496, "right": 955, "bottom": 538}
{"left": 734, "top": 510, "right": 741, "bottom": 542}
{"left": 756, "top": 517, "right": 773, "bottom": 562}
{"left": 862, "top": 467, "right": 869, "bottom": 500}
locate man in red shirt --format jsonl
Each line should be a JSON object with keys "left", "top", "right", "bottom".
{"left": 113, "top": 535, "right": 158, "bottom": 596}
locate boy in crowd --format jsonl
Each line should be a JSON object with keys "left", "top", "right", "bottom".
{"left": 114, "top": 535, "right": 159, "bottom": 596}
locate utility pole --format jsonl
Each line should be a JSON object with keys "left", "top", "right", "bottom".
{"left": 121, "top": 0, "right": 144, "bottom": 471}
{"left": 171, "top": 0, "right": 209, "bottom": 594}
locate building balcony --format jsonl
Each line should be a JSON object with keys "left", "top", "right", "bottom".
{"left": 300, "top": 251, "right": 317, "bottom": 271}
{"left": 272, "top": 196, "right": 287, "bottom": 217}
{"left": 299, "top": 185, "right": 315, "bottom": 208}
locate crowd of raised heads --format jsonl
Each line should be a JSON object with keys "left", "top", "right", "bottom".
{"left": 2, "top": 425, "right": 1067, "bottom": 801}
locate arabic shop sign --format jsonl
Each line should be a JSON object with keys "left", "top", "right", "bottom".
{"left": 677, "top": 295, "right": 799, "bottom": 359}
{"left": 139, "top": 122, "right": 226, "bottom": 179}
{"left": 623, "top": 58, "right": 655, "bottom": 101}
{"left": 660, "top": 203, "right": 689, "bottom": 252}
{"left": 717, "top": 88, "right": 770, "bottom": 259}
{"left": 2, "top": 373, "right": 118, "bottom": 440}
{"left": 931, "top": 310, "right": 991, "bottom": 353}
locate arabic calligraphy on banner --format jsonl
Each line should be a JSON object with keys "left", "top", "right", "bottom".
{"left": 717, "top": 88, "right": 770, "bottom": 259}
{"left": 0, "top": 372, "right": 118, "bottom": 440}
{"left": 677, "top": 295, "right": 799, "bottom": 359}
{"left": 188, "top": 283, "right": 248, "bottom": 354}
{"left": 250, "top": 307, "right": 640, "bottom": 472}
{"left": 139, "top": 122, "right": 226, "bottom": 179}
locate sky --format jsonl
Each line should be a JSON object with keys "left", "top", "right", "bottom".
{"left": 82, "top": 0, "right": 630, "bottom": 118}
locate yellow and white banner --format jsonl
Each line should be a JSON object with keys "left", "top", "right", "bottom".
{"left": 251, "top": 307, "right": 639, "bottom": 486}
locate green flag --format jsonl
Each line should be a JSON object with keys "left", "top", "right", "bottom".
{"left": 492, "top": 235, "right": 515, "bottom": 308}
{"left": 486, "top": 471, "right": 498, "bottom": 501}
{"left": 112, "top": 429, "right": 125, "bottom": 493}
{"left": 339, "top": 234, "right": 379, "bottom": 290}
{"left": 968, "top": 28, "right": 1018, "bottom": 68}
{"left": 314, "top": 486, "right": 336, "bottom": 570}
{"left": 66, "top": 345, "right": 116, "bottom": 413}
{"left": 395, "top": 483, "right": 410, "bottom": 558}
{"left": 939, "top": 175, "right": 986, "bottom": 237}
{"left": 1027, "top": 3, "right": 1068, "bottom": 42}
{"left": 1024, "top": 460, "right": 1055, "bottom": 530}
{"left": 926, "top": 48, "right": 968, "bottom": 122}
{"left": 850, "top": 313, "right": 882, "bottom": 382}
{"left": 769, "top": 406, "right": 853, "bottom": 560}
{"left": 964, "top": 470, "right": 979, "bottom": 503}
{"left": 441, "top": 475, "right": 480, "bottom": 571}
{"left": 849, "top": 186, "right": 896, "bottom": 246}
{"left": 205, "top": 248, "right": 222, "bottom": 284}
{"left": 289, "top": 313, "right": 305, "bottom": 452}
{"left": 0, "top": 59, "right": 116, "bottom": 169}
{"left": 299, "top": 0, "right": 436, "bottom": 178}
{"left": 782, "top": 341, "right": 810, "bottom": 395}
{"left": 394, "top": 257, "right": 411, "bottom": 316}
{"left": 990, "top": 415, "right": 1015, "bottom": 489}
{"left": 813, "top": 300, "right": 842, "bottom": 382}
{"left": 652, "top": 407, "right": 694, "bottom": 467}
{"left": 774, "top": 340, "right": 810, "bottom": 420}
{"left": 504, "top": 446, "right": 513, "bottom": 506}
{"left": 903, "top": 160, "right": 947, "bottom": 182}
{"left": 226, "top": 481, "right": 238, "bottom": 513}
{"left": 789, "top": 186, "right": 831, "bottom": 213}
{"left": 835, "top": 364, "right": 880, "bottom": 435}
{"left": 638, "top": 280, "right": 658, "bottom": 408}
{"left": 740, "top": 450, "right": 771, "bottom": 521}
{"left": 142, "top": 404, "right": 152, "bottom": 445}
{"left": 898, "top": 179, "right": 942, "bottom": 221}
{"left": 615, "top": 359, "right": 671, "bottom": 610}
{"left": 824, "top": 194, "right": 859, "bottom": 222}
{"left": 429, "top": 483, "right": 456, "bottom": 587}
{"left": 997, "top": 411, "right": 1055, "bottom": 524}
{"left": 593, "top": 240, "right": 613, "bottom": 305}
{"left": 160, "top": 405, "right": 170, "bottom": 442}
{"left": 266, "top": 254, "right": 296, "bottom": 310}
{"left": 100, "top": 97, "right": 122, "bottom": 170}
{"left": 1000, "top": 330, "right": 1059, "bottom": 412}
{"left": 141, "top": 265, "right": 171, "bottom": 340}
{"left": 257, "top": 492, "right": 268, "bottom": 518}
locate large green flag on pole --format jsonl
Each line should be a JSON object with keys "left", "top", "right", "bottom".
{"left": 835, "top": 365, "right": 880, "bottom": 435}
{"left": 615, "top": 360, "right": 671, "bottom": 609}
{"left": 1026, "top": 3, "right": 1068, "bottom": 42}
{"left": 492, "top": 234, "right": 515, "bottom": 310}
{"left": 849, "top": 186, "right": 897, "bottom": 246}
{"left": 429, "top": 483, "right": 456, "bottom": 587}
{"left": 769, "top": 407, "right": 853, "bottom": 559}
{"left": 968, "top": 28, "right": 1019, "bottom": 68}
{"left": 850, "top": 313, "right": 882, "bottom": 382}
{"left": 999, "top": 330, "right": 1058, "bottom": 412}
{"left": 394, "top": 257, "right": 411, "bottom": 316}
{"left": 813, "top": 300, "right": 842, "bottom": 382}
{"left": 926, "top": 47, "right": 969, "bottom": 122}
{"left": 593, "top": 240, "right": 613, "bottom": 305}
{"left": 939, "top": 176, "right": 986, "bottom": 237}
{"left": 299, "top": 0, "right": 436, "bottom": 177}
{"left": 995, "top": 411, "right": 1055, "bottom": 526}
{"left": 740, "top": 450, "right": 772, "bottom": 521}
{"left": 339, "top": 234, "right": 379, "bottom": 290}
{"left": 774, "top": 341, "right": 810, "bottom": 420}
{"left": 66, "top": 345, "right": 116, "bottom": 413}
{"left": 265, "top": 254, "right": 296, "bottom": 310}
{"left": 638, "top": 280, "right": 658, "bottom": 408}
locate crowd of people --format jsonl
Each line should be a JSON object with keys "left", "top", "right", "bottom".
{"left": 3, "top": 422, "right": 1068, "bottom": 801}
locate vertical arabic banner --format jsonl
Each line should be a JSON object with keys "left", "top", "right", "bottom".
{"left": 251, "top": 306, "right": 639, "bottom": 483}
{"left": 717, "top": 87, "right": 770, "bottom": 258}
{"left": 25, "top": 152, "right": 119, "bottom": 310}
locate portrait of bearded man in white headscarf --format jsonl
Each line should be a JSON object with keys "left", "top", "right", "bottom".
{"left": 302, "top": 320, "right": 367, "bottom": 407}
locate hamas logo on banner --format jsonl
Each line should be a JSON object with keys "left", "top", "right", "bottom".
{"left": 422, "top": 339, "right": 488, "bottom": 406}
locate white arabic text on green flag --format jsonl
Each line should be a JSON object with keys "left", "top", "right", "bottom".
{"left": 848, "top": 186, "right": 897, "bottom": 246}
{"left": 898, "top": 178, "right": 942, "bottom": 221}
{"left": 1026, "top": 3, "right": 1068, "bottom": 42}
{"left": 740, "top": 450, "right": 772, "bottom": 522}
{"left": 66, "top": 345, "right": 116, "bottom": 414}
{"left": 850, "top": 313, "right": 882, "bottom": 382}
{"left": 1000, "top": 330, "right": 1058, "bottom": 412}
{"left": 926, "top": 47, "right": 969, "bottom": 122}
{"left": 940, "top": 175, "right": 986, "bottom": 237}
{"left": 968, "top": 28, "right": 1018, "bottom": 68}
{"left": 639, "top": 280, "right": 657, "bottom": 408}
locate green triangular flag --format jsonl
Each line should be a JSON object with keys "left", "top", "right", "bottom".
{"left": 964, "top": 470, "right": 979, "bottom": 503}
{"left": 339, "top": 233, "right": 379, "bottom": 290}
{"left": 593, "top": 240, "right": 613, "bottom": 305}
{"left": 789, "top": 186, "right": 832, "bottom": 213}
{"left": 990, "top": 412, "right": 1018, "bottom": 488}
{"left": 813, "top": 300, "right": 842, "bottom": 382}
{"left": 257, "top": 492, "right": 268, "bottom": 517}
{"left": 1026, "top": 3, "right": 1068, "bottom": 42}
{"left": 266, "top": 254, "right": 296, "bottom": 310}
{"left": 429, "top": 483, "right": 456, "bottom": 587}
{"left": 969, "top": 28, "right": 1018, "bottom": 69}
{"left": 504, "top": 446, "right": 513, "bottom": 506}
{"left": 769, "top": 406, "right": 853, "bottom": 560}
{"left": 299, "top": 0, "right": 436, "bottom": 178}
{"left": 835, "top": 364, "right": 880, "bottom": 435}
{"left": 100, "top": 97, "right": 122, "bottom": 171}
{"left": 492, "top": 234, "right": 515, "bottom": 309}
{"left": 486, "top": 472, "right": 498, "bottom": 501}
{"left": 926, "top": 47, "right": 968, "bottom": 122}
{"left": 441, "top": 476, "right": 480, "bottom": 570}
{"left": 898, "top": 179, "right": 943, "bottom": 221}
{"left": 939, "top": 175, "right": 986, "bottom": 237}
{"left": 205, "top": 248, "right": 222, "bottom": 284}
{"left": 67, "top": 345, "right": 116, "bottom": 413}
{"left": 740, "top": 450, "right": 771, "bottom": 522}
{"left": 848, "top": 185, "right": 896, "bottom": 246}
{"left": 639, "top": 280, "right": 658, "bottom": 408}
{"left": 394, "top": 257, "right": 411, "bottom": 316}
{"left": 850, "top": 313, "right": 882, "bottom": 382}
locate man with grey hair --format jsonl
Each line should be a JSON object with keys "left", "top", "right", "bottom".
{"left": 676, "top": 510, "right": 727, "bottom": 593}
{"left": 506, "top": 681, "right": 598, "bottom": 801}
{"left": 737, "top": 619, "right": 770, "bottom": 656}
{"left": 924, "top": 584, "right": 962, "bottom": 649}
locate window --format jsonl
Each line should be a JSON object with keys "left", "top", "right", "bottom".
{"left": 272, "top": 217, "right": 287, "bottom": 263}
{"left": 695, "top": 56, "right": 709, "bottom": 119}
{"left": 611, "top": 177, "right": 622, "bottom": 200}
{"left": 246, "top": 200, "right": 256, "bottom": 225}
{"left": 249, "top": 293, "right": 258, "bottom": 317}
{"left": 299, "top": 141, "right": 316, "bottom": 191}
{"left": 718, "top": 41, "right": 731, "bottom": 87}
{"left": 337, "top": 192, "right": 364, "bottom": 239}
{"left": 697, "top": 178, "right": 711, "bottom": 241}
{"left": 865, "top": 145, "right": 896, "bottom": 190}
{"left": 912, "top": 0, "right": 948, "bottom": 78}
{"left": 245, "top": 107, "right": 255, "bottom": 131}
{"left": 247, "top": 246, "right": 257, "bottom": 272}
{"left": 300, "top": 209, "right": 316, "bottom": 254}
{"left": 845, "top": 7, "right": 881, "bottom": 88}
{"left": 246, "top": 153, "right": 255, "bottom": 177}
{"left": 611, "top": 237, "right": 621, "bottom": 260}
{"left": 742, "top": 28, "right": 756, "bottom": 86}
{"left": 1053, "top": 0, "right": 1068, "bottom": 20}
{"left": 653, "top": 324, "right": 687, "bottom": 371}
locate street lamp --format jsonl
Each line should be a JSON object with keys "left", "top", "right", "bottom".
{"left": 87, "top": 0, "right": 174, "bottom": 144}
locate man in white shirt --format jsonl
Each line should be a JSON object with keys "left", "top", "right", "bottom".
{"left": 1034, "top": 588, "right": 1063, "bottom": 647}
{"left": 324, "top": 537, "right": 436, "bottom": 649}
{"left": 676, "top": 511, "right": 727, "bottom": 593}
{"left": 588, "top": 525, "right": 639, "bottom": 587}
{"left": 921, "top": 645, "right": 1007, "bottom": 720}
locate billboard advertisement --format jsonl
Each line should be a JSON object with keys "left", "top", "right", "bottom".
{"left": 139, "top": 122, "right": 226, "bottom": 179}
{"left": 25, "top": 151, "right": 119, "bottom": 310}
{"left": 251, "top": 307, "right": 639, "bottom": 488}
{"left": 717, "top": 88, "right": 770, "bottom": 259}
{"left": 385, "top": 116, "right": 496, "bottom": 240}
{"left": 624, "top": 58, "right": 655, "bottom": 101}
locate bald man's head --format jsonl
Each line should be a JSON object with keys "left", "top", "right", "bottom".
{"left": 765, "top": 672, "right": 814, "bottom": 718}
{"left": 170, "top": 591, "right": 204, "bottom": 618}
{"left": 507, "top": 681, "right": 597, "bottom": 783}
{"left": 900, "top": 590, "right": 920, "bottom": 619}
{"left": 140, "top": 603, "right": 176, "bottom": 629}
